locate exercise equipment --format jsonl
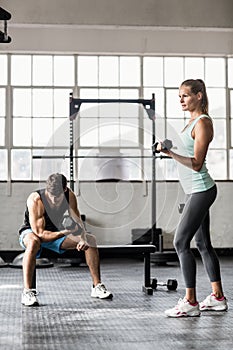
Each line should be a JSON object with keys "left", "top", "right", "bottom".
{"left": 33, "top": 94, "right": 177, "bottom": 265}
{"left": 152, "top": 139, "right": 173, "bottom": 154}
{"left": 0, "top": 256, "right": 8, "bottom": 267}
{"left": 178, "top": 203, "right": 185, "bottom": 214}
{"left": 30, "top": 244, "right": 157, "bottom": 295}
{"left": 151, "top": 278, "right": 178, "bottom": 291}
{"left": 10, "top": 252, "right": 54, "bottom": 268}
{"left": 0, "top": 7, "right": 11, "bottom": 43}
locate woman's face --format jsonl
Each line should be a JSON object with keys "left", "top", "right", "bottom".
{"left": 179, "top": 85, "right": 202, "bottom": 113}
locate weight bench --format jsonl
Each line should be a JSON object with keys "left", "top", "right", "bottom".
{"left": 32, "top": 244, "right": 157, "bottom": 295}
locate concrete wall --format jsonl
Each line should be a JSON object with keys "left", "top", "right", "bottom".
{"left": 0, "top": 181, "right": 232, "bottom": 250}
{"left": 1, "top": 0, "right": 232, "bottom": 55}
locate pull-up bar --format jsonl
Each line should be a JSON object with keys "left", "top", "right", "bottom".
{"left": 69, "top": 96, "right": 155, "bottom": 121}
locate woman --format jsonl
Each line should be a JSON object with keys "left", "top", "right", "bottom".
{"left": 157, "top": 79, "right": 228, "bottom": 317}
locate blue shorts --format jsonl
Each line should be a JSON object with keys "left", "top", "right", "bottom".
{"left": 19, "top": 229, "right": 66, "bottom": 258}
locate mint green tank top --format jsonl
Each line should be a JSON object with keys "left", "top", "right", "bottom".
{"left": 177, "top": 114, "right": 215, "bottom": 194}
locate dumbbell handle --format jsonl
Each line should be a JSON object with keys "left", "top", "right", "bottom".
{"left": 157, "top": 281, "right": 167, "bottom": 286}
{"left": 152, "top": 139, "right": 173, "bottom": 154}
{"left": 62, "top": 215, "right": 87, "bottom": 236}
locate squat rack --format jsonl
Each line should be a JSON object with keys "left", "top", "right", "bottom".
{"left": 69, "top": 93, "right": 159, "bottom": 246}
{"left": 34, "top": 94, "right": 160, "bottom": 246}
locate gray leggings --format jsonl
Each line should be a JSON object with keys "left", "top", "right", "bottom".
{"left": 174, "top": 185, "right": 221, "bottom": 288}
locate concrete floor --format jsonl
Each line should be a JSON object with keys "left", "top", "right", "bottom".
{"left": 0, "top": 256, "right": 232, "bottom": 350}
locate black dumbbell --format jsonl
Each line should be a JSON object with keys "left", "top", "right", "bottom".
{"left": 62, "top": 216, "right": 83, "bottom": 235}
{"left": 152, "top": 139, "right": 173, "bottom": 154}
{"left": 151, "top": 278, "right": 178, "bottom": 291}
{"left": 62, "top": 216, "right": 76, "bottom": 230}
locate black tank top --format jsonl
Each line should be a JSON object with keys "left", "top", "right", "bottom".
{"left": 19, "top": 188, "right": 70, "bottom": 234}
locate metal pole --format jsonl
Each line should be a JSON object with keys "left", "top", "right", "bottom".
{"left": 69, "top": 93, "right": 74, "bottom": 191}
{"left": 151, "top": 94, "right": 157, "bottom": 246}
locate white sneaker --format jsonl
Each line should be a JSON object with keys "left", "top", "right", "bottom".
{"left": 165, "top": 297, "right": 200, "bottom": 318}
{"left": 200, "top": 293, "right": 228, "bottom": 311}
{"left": 91, "top": 283, "right": 113, "bottom": 299}
{"left": 21, "top": 289, "right": 39, "bottom": 306}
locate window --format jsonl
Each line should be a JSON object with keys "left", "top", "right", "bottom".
{"left": 0, "top": 55, "right": 7, "bottom": 180}
{"left": 2, "top": 54, "right": 231, "bottom": 181}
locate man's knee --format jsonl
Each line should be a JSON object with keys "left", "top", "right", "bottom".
{"left": 86, "top": 233, "right": 97, "bottom": 248}
{"left": 24, "top": 233, "right": 41, "bottom": 253}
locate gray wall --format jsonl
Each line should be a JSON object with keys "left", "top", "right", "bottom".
{"left": 1, "top": 0, "right": 233, "bottom": 54}
{"left": 0, "top": 181, "right": 232, "bottom": 250}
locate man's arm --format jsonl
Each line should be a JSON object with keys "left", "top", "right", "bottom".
{"left": 27, "top": 192, "right": 69, "bottom": 242}
{"left": 68, "top": 190, "right": 88, "bottom": 243}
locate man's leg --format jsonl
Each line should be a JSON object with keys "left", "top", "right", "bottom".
{"left": 61, "top": 234, "right": 101, "bottom": 286}
{"left": 61, "top": 234, "right": 113, "bottom": 299}
{"left": 20, "top": 231, "right": 41, "bottom": 306}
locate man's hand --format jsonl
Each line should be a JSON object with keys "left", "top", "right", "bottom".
{"left": 76, "top": 239, "right": 89, "bottom": 251}
{"left": 61, "top": 224, "right": 80, "bottom": 236}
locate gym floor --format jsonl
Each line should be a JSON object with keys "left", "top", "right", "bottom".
{"left": 0, "top": 256, "right": 232, "bottom": 350}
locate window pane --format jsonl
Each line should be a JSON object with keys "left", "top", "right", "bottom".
{"left": 11, "top": 55, "right": 31, "bottom": 86}
{"left": 80, "top": 118, "right": 98, "bottom": 146}
{"left": 54, "top": 56, "right": 74, "bottom": 86}
{"left": 166, "top": 89, "right": 182, "bottom": 118}
{"left": 0, "top": 150, "right": 7, "bottom": 180}
{"left": 205, "top": 58, "right": 225, "bottom": 87}
{"left": 33, "top": 118, "right": 53, "bottom": 146}
{"left": 207, "top": 150, "right": 226, "bottom": 179}
{"left": 33, "top": 149, "right": 69, "bottom": 181}
{"left": 144, "top": 88, "right": 164, "bottom": 118}
{"left": 13, "top": 89, "right": 32, "bottom": 117}
{"left": 184, "top": 58, "right": 204, "bottom": 80}
{"left": 99, "top": 56, "right": 119, "bottom": 86}
{"left": 11, "top": 149, "right": 31, "bottom": 180}
{"left": 0, "top": 55, "right": 7, "bottom": 85}
{"left": 228, "top": 58, "right": 233, "bottom": 88}
{"left": 119, "top": 90, "right": 140, "bottom": 118}
{"left": 33, "top": 89, "right": 53, "bottom": 117}
{"left": 231, "top": 91, "right": 233, "bottom": 145}
{"left": 120, "top": 118, "right": 138, "bottom": 146}
{"left": 54, "top": 118, "right": 70, "bottom": 147}
{"left": 0, "top": 88, "right": 5, "bottom": 116}
{"left": 207, "top": 88, "right": 226, "bottom": 118}
{"left": 78, "top": 56, "right": 98, "bottom": 86}
{"left": 54, "top": 89, "right": 71, "bottom": 118}
{"left": 0, "top": 118, "right": 5, "bottom": 146}
{"left": 120, "top": 57, "right": 140, "bottom": 86}
{"left": 119, "top": 89, "right": 139, "bottom": 99}
{"left": 230, "top": 121, "right": 233, "bottom": 147}
{"left": 164, "top": 57, "right": 183, "bottom": 87}
{"left": 99, "top": 120, "right": 120, "bottom": 147}
{"left": 33, "top": 55, "right": 53, "bottom": 86}
{"left": 211, "top": 119, "right": 226, "bottom": 148}
{"left": 143, "top": 57, "right": 163, "bottom": 86}
{"left": 99, "top": 89, "right": 119, "bottom": 99}
{"left": 79, "top": 88, "right": 99, "bottom": 115}
{"left": 229, "top": 150, "right": 233, "bottom": 179}
{"left": 13, "top": 118, "right": 31, "bottom": 146}
{"left": 99, "top": 91, "right": 119, "bottom": 118}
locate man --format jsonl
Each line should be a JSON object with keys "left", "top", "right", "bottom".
{"left": 19, "top": 173, "right": 113, "bottom": 306}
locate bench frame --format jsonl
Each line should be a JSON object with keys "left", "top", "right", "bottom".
{"left": 32, "top": 244, "right": 157, "bottom": 295}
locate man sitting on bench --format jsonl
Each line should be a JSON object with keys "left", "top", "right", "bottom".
{"left": 19, "top": 173, "right": 113, "bottom": 306}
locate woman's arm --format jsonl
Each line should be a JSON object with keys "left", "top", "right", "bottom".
{"left": 161, "top": 118, "right": 213, "bottom": 172}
